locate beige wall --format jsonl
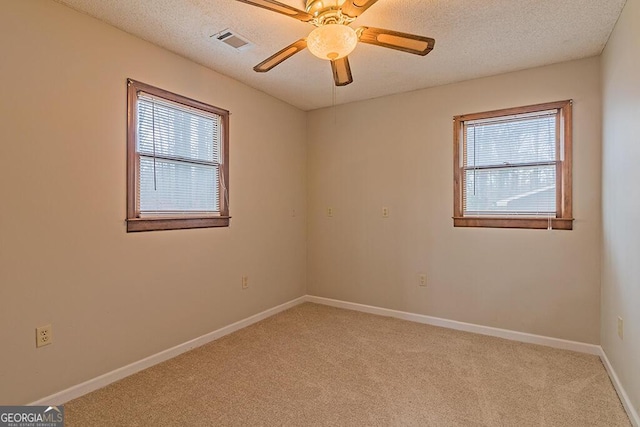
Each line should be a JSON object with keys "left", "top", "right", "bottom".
{"left": 602, "top": 0, "right": 640, "bottom": 417}
{"left": 307, "top": 57, "right": 602, "bottom": 344}
{"left": 0, "top": 1, "right": 307, "bottom": 404}
{"left": 0, "top": 0, "right": 621, "bottom": 408}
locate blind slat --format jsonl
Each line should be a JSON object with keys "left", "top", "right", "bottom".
{"left": 139, "top": 157, "right": 219, "bottom": 214}
{"left": 466, "top": 115, "right": 556, "bottom": 167}
{"left": 137, "top": 96, "right": 220, "bottom": 163}
{"left": 136, "top": 92, "right": 222, "bottom": 215}
{"left": 463, "top": 110, "right": 558, "bottom": 216}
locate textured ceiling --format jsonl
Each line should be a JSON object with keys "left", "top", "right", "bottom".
{"left": 54, "top": 0, "right": 626, "bottom": 110}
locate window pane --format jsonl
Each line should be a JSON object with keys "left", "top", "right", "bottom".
{"left": 466, "top": 115, "right": 556, "bottom": 167}
{"left": 464, "top": 165, "right": 556, "bottom": 215}
{"left": 139, "top": 156, "right": 219, "bottom": 214}
{"left": 137, "top": 95, "right": 220, "bottom": 164}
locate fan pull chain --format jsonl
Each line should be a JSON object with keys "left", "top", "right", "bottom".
{"left": 332, "top": 81, "right": 337, "bottom": 124}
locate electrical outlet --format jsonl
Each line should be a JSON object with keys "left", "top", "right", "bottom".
{"left": 382, "top": 207, "right": 389, "bottom": 218}
{"left": 242, "top": 275, "right": 249, "bottom": 290}
{"left": 326, "top": 207, "right": 334, "bottom": 217}
{"left": 418, "top": 274, "right": 427, "bottom": 287}
{"left": 36, "top": 324, "right": 52, "bottom": 348}
{"left": 618, "top": 317, "right": 624, "bottom": 340}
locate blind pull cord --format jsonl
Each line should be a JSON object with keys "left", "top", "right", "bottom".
{"left": 152, "top": 100, "right": 157, "bottom": 191}
{"left": 547, "top": 115, "right": 554, "bottom": 230}
{"left": 218, "top": 166, "right": 229, "bottom": 211}
{"left": 472, "top": 124, "right": 477, "bottom": 196}
{"left": 217, "top": 117, "right": 229, "bottom": 211}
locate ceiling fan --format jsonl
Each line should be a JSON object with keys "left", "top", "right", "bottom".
{"left": 235, "top": 0, "right": 435, "bottom": 86}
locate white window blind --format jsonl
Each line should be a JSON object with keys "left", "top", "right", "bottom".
{"left": 463, "top": 110, "right": 558, "bottom": 216}
{"left": 136, "top": 92, "right": 222, "bottom": 215}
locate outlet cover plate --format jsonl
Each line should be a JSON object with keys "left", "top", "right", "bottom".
{"left": 617, "top": 317, "right": 624, "bottom": 340}
{"left": 36, "top": 324, "right": 52, "bottom": 348}
{"left": 418, "top": 274, "right": 427, "bottom": 287}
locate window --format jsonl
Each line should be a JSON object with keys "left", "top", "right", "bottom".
{"left": 453, "top": 100, "right": 573, "bottom": 230}
{"left": 126, "top": 79, "right": 230, "bottom": 232}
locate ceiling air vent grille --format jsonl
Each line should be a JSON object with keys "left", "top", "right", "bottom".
{"left": 213, "top": 29, "right": 253, "bottom": 51}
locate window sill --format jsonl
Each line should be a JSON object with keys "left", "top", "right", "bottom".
{"left": 127, "top": 216, "right": 231, "bottom": 232}
{"left": 453, "top": 217, "right": 573, "bottom": 230}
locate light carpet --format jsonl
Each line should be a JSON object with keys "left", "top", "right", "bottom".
{"left": 65, "top": 303, "right": 630, "bottom": 426}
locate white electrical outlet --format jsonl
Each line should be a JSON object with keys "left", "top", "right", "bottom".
{"left": 618, "top": 317, "right": 624, "bottom": 340}
{"left": 242, "top": 276, "right": 249, "bottom": 290}
{"left": 36, "top": 324, "right": 52, "bottom": 348}
{"left": 382, "top": 207, "right": 389, "bottom": 218}
{"left": 326, "top": 207, "right": 334, "bottom": 217}
{"left": 418, "top": 274, "right": 427, "bottom": 287}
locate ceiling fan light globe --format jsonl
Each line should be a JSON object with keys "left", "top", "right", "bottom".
{"left": 307, "top": 24, "right": 358, "bottom": 60}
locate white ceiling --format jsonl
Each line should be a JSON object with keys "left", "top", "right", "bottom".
{"left": 55, "top": 0, "right": 626, "bottom": 111}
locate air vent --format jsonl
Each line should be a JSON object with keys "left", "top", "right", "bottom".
{"left": 213, "top": 29, "right": 253, "bottom": 51}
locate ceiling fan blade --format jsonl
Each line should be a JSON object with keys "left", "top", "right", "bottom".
{"left": 254, "top": 39, "right": 307, "bottom": 72}
{"left": 357, "top": 27, "right": 435, "bottom": 56}
{"left": 330, "top": 56, "right": 353, "bottom": 86}
{"left": 235, "top": 0, "right": 314, "bottom": 22}
{"left": 340, "top": 0, "right": 379, "bottom": 19}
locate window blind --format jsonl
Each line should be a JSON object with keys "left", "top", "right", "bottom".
{"left": 463, "top": 111, "right": 558, "bottom": 216}
{"left": 137, "top": 92, "right": 222, "bottom": 215}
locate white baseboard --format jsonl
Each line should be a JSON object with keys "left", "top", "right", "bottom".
{"left": 29, "top": 294, "right": 638, "bottom": 427}
{"left": 305, "top": 295, "right": 602, "bottom": 355}
{"left": 29, "top": 296, "right": 307, "bottom": 406}
{"left": 599, "top": 348, "right": 640, "bottom": 427}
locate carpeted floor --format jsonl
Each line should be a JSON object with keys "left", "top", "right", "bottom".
{"left": 65, "top": 303, "right": 630, "bottom": 426}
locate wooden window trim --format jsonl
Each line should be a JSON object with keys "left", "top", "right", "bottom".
{"left": 453, "top": 100, "right": 573, "bottom": 230}
{"left": 126, "top": 79, "right": 230, "bottom": 232}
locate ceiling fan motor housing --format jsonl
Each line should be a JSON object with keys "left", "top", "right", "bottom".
{"left": 306, "top": 0, "right": 354, "bottom": 26}
{"left": 305, "top": 0, "right": 346, "bottom": 13}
